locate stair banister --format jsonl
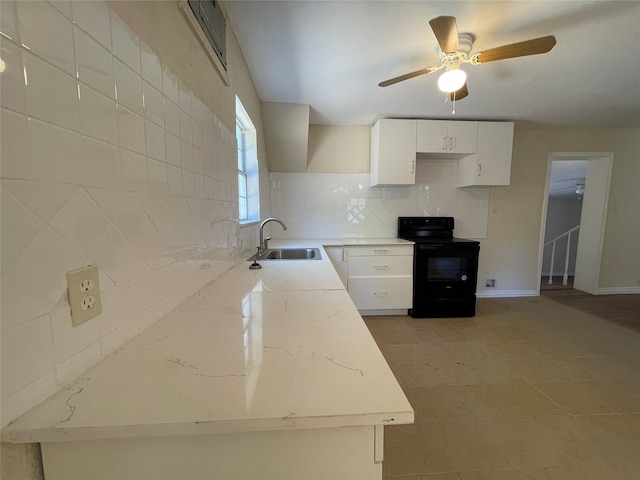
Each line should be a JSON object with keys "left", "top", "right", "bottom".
{"left": 543, "top": 225, "right": 580, "bottom": 285}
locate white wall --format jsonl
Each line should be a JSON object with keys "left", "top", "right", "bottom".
{"left": 0, "top": 0, "right": 269, "bottom": 429}
{"left": 262, "top": 102, "right": 310, "bottom": 172}
{"left": 308, "top": 125, "right": 370, "bottom": 173}
{"left": 481, "top": 127, "right": 639, "bottom": 295}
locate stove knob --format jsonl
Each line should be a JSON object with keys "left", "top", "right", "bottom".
{"left": 461, "top": 275, "right": 468, "bottom": 281}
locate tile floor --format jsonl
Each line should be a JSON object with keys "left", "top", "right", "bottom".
{"left": 365, "top": 296, "right": 640, "bottom": 479}
{"left": 541, "top": 289, "right": 640, "bottom": 334}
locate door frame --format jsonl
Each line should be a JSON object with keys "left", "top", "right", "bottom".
{"left": 537, "top": 152, "right": 614, "bottom": 294}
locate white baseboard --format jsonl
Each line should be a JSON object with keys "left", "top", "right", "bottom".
{"left": 477, "top": 290, "right": 538, "bottom": 298}
{"left": 595, "top": 286, "right": 640, "bottom": 295}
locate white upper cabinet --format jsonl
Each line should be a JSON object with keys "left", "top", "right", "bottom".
{"left": 370, "top": 119, "right": 417, "bottom": 186}
{"left": 370, "top": 119, "right": 514, "bottom": 187}
{"left": 457, "top": 122, "right": 514, "bottom": 187}
{"left": 416, "top": 120, "right": 478, "bottom": 155}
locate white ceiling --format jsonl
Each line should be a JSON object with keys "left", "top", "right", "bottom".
{"left": 225, "top": 1, "right": 640, "bottom": 128}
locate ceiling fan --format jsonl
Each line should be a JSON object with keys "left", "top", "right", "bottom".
{"left": 379, "top": 16, "right": 557, "bottom": 101}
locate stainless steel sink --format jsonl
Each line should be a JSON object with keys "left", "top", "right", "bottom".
{"left": 249, "top": 248, "right": 322, "bottom": 261}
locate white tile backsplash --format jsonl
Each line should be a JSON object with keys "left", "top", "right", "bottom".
{"left": 270, "top": 161, "right": 489, "bottom": 240}
{"left": 116, "top": 105, "right": 146, "bottom": 154}
{"left": 0, "top": 109, "right": 30, "bottom": 179}
{"left": 16, "top": 0, "right": 75, "bottom": 76}
{"left": 114, "top": 58, "right": 143, "bottom": 115}
{"left": 143, "top": 81, "right": 165, "bottom": 127}
{"left": 24, "top": 51, "right": 80, "bottom": 131}
{"left": 109, "top": 12, "right": 140, "bottom": 73}
{"left": 0, "top": 0, "right": 253, "bottom": 428}
{"left": 0, "top": 39, "right": 26, "bottom": 113}
{"left": 140, "top": 40, "right": 163, "bottom": 93}
{"left": 74, "top": 25, "right": 115, "bottom": 99}
{"left": 49, "top": 188, "right": 110, "bottom": 256}
{"left": 71, "top": 0, "right": 112, "bottom": 50}
{"left": 78, "top": 85, "right": 118, "bottom": 144}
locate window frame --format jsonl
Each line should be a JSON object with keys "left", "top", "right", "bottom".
{"left": 236, "top": 96, "right": 260, "bottom": 225}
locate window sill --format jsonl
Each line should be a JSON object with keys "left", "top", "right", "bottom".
{"left": 240, "top": 219, "right": 260, "bottom": 227}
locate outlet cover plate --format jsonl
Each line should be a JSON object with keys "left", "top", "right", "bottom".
{"left": 67, "top": 265, "right": 102, "bottom": 326}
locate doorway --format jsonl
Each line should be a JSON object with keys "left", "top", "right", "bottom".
{"left": 538, "top": 153, "right": 614, "bottom": 295}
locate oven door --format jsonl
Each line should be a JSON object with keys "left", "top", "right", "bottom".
{"left": 414, "top": 243, "right": 479, "bottom": 298}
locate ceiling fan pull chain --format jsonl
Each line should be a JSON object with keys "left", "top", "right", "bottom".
{"left": 452, "top": 92, "right": 456, "bottom": 115}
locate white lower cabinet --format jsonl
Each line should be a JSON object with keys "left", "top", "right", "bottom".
{"left": 346, "top": 245, "right": 413, "bottom": 313}
{"left": 348, "top": 277, "right": 413, "bottom": 310}
{"left": 324, "top": 246, "right": 348, "bottom": 287}
{"left": 40, "top": 425, "right": 385, "bottom": 480}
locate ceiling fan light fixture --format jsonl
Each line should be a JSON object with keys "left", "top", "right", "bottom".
{"left": 437, "top": 67, "right": 466, "bottom": 93}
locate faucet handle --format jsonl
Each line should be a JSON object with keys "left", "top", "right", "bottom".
{"left": 263, "top": 236, "right": 271, "bottom": 250}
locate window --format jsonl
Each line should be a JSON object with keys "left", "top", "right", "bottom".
{"left": 236, "top": 96, "right": 260, "bottom": 224}
{"left": 236, "top": 122, "right": 248, "bottom": 221}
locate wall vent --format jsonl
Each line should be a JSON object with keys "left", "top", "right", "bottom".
{"left": 187, "top": 0, "right": 227, "bottom": 68}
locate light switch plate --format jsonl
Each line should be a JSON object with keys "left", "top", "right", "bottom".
{"left": 67, "top": 265, "right": 102, "bottom": 326}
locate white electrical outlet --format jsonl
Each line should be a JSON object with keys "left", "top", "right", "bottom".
{"left": 67, "top": 265, "right": 102, "bottom": 326}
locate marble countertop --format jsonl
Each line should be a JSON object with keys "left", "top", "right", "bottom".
{"left": 3, "top": 240, "right": 414, "bottom": 443}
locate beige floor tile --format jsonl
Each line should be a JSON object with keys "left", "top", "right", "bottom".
{"left": 379, "top": 342, "right": 451, "bottom": 364}
{"left": 406, "top": 383, "right": 564, "bottom": 423}
{"left": 572, "top": 355, "right": 640, "bottom": 385}
{"left": 458, "top": 467, "right": 560, "bottom": 480}
{"left": 576, "top": 414, "right": 640, "bottom": 459}
{"left": 426, "top": 321, "right": 472, "bottom": 343}
{"left": 531, "top": 381, "right": 640, "bottom": 414}
{"left": 459, "top": 462, "right": 640, "bottom": 480}
{"left": 371, "top": 299, "right": 640, "bottom": 480}
{"left": 502, "top": 356, "right": 604, "bottom": 383}
{"left": 522, "top": 415, "right": 631, "bottom": 465}
{"left": 478, "top": 337, "right": 592, "bottom": 360}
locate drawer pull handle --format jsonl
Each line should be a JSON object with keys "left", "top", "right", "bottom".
{"left": 374, "top": 291, "right": 388, "bottom": 297}
{"left": 374, "top": 265, "right": 389, "bottom": 270}
{"left": 373, "top": 249, "right": 389, "bottom": 254}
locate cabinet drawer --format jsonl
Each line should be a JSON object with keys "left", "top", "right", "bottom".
{"left": 348, "top": 255, "right": 413, "bottom": 277}
{"left": 348, "top": 277, "right": 413, "bottom": 310}
{"left": 347, "top": 245, "right": 413, "bottom": 257}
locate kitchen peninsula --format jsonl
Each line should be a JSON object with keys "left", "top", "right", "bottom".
{"left": 2, "top": 240, "right": 414, "bottom": 480}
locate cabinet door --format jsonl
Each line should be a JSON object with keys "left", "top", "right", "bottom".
{"left": 416, "top": 120, "right": 448, "bottom": 153}
{"left": 348, "top": 277, "right": 413, "bottom": 310}
{"left": 447, "top": 121, "right": 478, "bottom": 154}
{"left": 370, "top": 119, "right": 416, "bottom": 186}
{"left": 416, "top": 120, "right": 477, "bottom": 154}
{"left": 324, "top": 246, "right": 348, "bottom": 287}
{"left": 458, "top": 122, "right": 514, "bottom": 186}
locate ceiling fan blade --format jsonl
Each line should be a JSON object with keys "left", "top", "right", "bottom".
{"left": 429, "top": 16, "right": 459, "bottom": 54}
{"left": 474, "top": 35, "right": 556, "bottom": 63}
{"left": 450, "top": 83, "right": 469, "bottom": 101}
{"left": 378, "top": 67, "right": 439, "bottom": 87}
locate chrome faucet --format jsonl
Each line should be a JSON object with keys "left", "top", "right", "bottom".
{"left": 258, "top": 217, "right": 287, "bottom": 255}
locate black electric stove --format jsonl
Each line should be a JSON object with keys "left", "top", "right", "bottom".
{"left": 398, "top": 217, "right": 480, "bottom": 318}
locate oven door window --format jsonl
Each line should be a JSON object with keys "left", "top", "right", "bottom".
{"left": 427, "top": 256, "right": 468, "bottom": 281}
